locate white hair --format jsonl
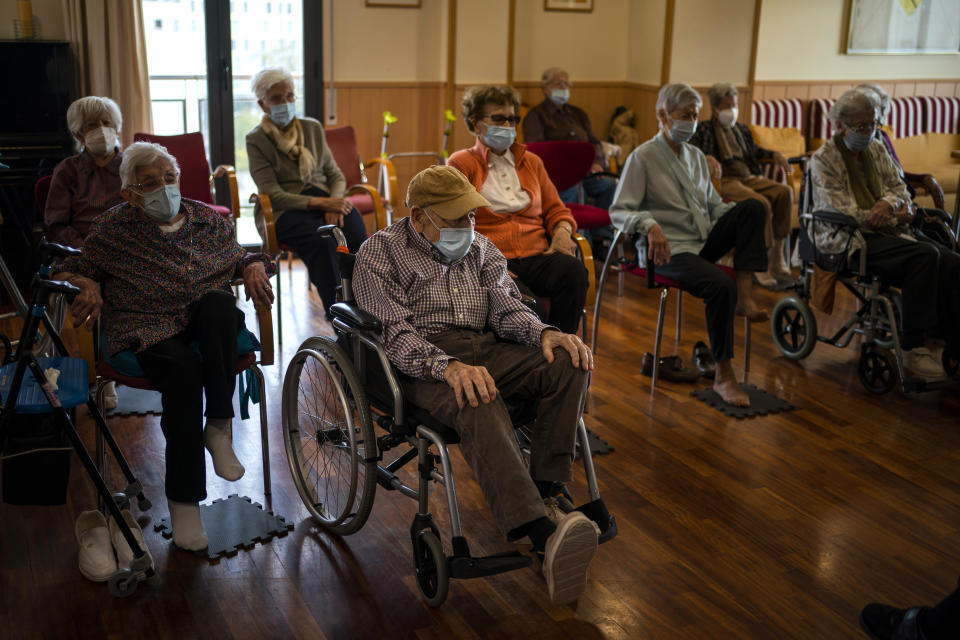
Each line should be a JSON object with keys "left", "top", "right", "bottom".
{"left": 828, "top": 89, "right": 877, "bottom": 130}
{"left": 119, "top": 142, "right": 180, "bottom": 189}
{"left": 656, "top": 83, "right": 702, "bottom": 115}
{"left": 251, "top": 67, "right": 294, "bottom": 102}
{"left": 707, "top": 82, "right": 738, "bottom": 109}
{"left": 540, "top": 67, "right": 568, "bottom": 87}
{"left": 855, "top": 82, "right": 891, "bottom": 120}
{"left": 66, "top": 96, "right": 123, "bottom": 152}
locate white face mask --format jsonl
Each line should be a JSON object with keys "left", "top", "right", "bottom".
{"left": 84, "top": 126, "right": 118, "bottom": 157}
{"left": 717, "top": 108, "right": 738, "bottom": 128}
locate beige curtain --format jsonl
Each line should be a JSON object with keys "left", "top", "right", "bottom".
{"left": 62, "top": 0, "right": 153, "bottom": 146}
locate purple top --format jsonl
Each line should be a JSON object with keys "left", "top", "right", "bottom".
{"left": 60, "top": 199, "right": 275, "bottom": 356}
{"left": 44, "top": 151, "right": 125, "bottom": 247}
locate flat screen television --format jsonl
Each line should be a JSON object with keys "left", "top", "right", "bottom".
{"left": 0, "top": 40, "right": 73, "bottom": 147}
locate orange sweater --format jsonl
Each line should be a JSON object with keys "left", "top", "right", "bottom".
{"left": 448, "top": 139, "right": 577, "bottom": 260}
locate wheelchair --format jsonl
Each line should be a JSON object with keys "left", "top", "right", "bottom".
{"left": 770, "top": 172, "right": 960, "bottom": 394}
{"left": 280, "top": 226, "right": 617, "bottom": 607}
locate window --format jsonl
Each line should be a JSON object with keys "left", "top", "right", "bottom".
{"left": 154, "top": 18, "right": 162, "bottom": 29}
{"left": 267, "top": 2, "right": 271, "bottom": 13}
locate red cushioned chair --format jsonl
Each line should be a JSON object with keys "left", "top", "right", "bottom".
{"left": 34, "top": 174, "right": 53, "bottom": 214}
{"left": 133, "top": 132, "right": 240, "bottom": 232}
{"left": 590, "top": 228, "right": 752, "bottom": 389}
{"left": 524, "top": 141, "right": 614, "bottom": 231}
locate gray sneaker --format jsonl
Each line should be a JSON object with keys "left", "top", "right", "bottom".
{"left": 543, "top": 511, "right": 600, "bottom": 605}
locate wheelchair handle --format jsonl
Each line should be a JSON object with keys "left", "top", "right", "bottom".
{"left": 316, "top": 224, "right": 349, "bottom": 252}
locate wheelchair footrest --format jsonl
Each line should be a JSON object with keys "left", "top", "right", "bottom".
{"left": 575, "top": 498, "right": 618, "bottom": 544}
{"left": 449, "top": 549, "right": 532, "bottom": 579}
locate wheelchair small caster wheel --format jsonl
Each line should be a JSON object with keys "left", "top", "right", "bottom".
{"left": 112, "top": 493, "right": 130, "bottom": 511}
{"left": 108, "top": 569, "right": 139, "bottom": 597}
{"left": 771, "top": 296, "right": 817, "bottom": 360}
{"left": 859, "top": 347, "right": 896, "bottom": 394}
{"left": 413, "top": 530, "right": 448, "bottom": 607}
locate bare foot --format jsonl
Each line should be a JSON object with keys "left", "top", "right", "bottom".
{"left": 714, "top": 377, "right": 750, "bottom": 407}
{"left": 735, "top": 302, "right": 770, "bottom": 323}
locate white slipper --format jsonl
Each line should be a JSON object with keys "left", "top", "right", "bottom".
{"left": 75, "top": 510, "right": 116, "bottom": 582}
{"left": 109, "top": 509, "right": 153, "bottom": 571}
{"left": 543, "top": 511, "right": 599, "bottom": 605}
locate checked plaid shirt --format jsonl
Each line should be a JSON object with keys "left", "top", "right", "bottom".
{"left": 353, "top": 217, "right": 552, "bottom": 382}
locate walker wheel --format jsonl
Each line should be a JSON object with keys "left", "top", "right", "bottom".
{"left": 858, "top": 347, "right": 896, "bottom": 394}
{"left": 108, "top": 569, "right": 138, "bottom": 597}
{"left": 771, "top": 296, "right": 817, "bottom": 360}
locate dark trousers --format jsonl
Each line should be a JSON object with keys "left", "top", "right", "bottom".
{"left": 403, "top": 330, "right": 590, "bottom": 535}
{"left": 134, "top": 290, "right": 240, "bottom": 503}
{"left": 859, "top": 234, "right": 941, "bottom": 350}
{"left": 276, "top": 187, "right": 367, "bottom": 312}
{"left": 558, "top": 174, "right": 617, "bottom": 211}
{"left": 507, "top": 252, "right": 589, "bottom": 334}
{"left": 655, "top": 198, "right": 767, "bottom": 361}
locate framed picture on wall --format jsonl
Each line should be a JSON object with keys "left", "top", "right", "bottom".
{"left": 365, "top": 0, "right": 421, "bottom": 7}
{"left": 544, "top": 0, "right": 593, "bottom": 12}
{"left": 846, "top": 0, "right": 960, "bottom": 54}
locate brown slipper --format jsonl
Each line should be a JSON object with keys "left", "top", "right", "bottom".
{"left": 692, "top": 341, "right": 716, "bottom": 379}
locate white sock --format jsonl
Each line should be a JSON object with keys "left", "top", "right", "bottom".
{"left": 204, "top": 418, "right": 245, "bottom": 481}
{"left": 169, "top": 500, "right": 208, "bottom": 551}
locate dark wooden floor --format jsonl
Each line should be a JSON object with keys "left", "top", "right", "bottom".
{"left": 2, "top": 258, "right": 959, "bottom": 640}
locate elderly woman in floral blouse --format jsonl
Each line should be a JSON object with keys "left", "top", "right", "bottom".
{"left": 56, "top": 142, "right": 275, "bottom": 552}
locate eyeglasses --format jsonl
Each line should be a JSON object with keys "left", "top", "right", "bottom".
{"left": 482, "top": 114, "right": 522, "bottom": 126}
{"left": 426, "top": 209, "right": 475, "bottom": 228}
{"left": 849, "top": 120, "right": 881, "bottom": 134}
{"left": 132, "top": 171, "right": 180, "bottom": 193}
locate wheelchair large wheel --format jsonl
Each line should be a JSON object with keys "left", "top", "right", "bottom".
{"left": 282, "top": 336, "right": 377, "bottom": 535}
{"left": 858, "top": 347, "right": 897, "bottom": 394}
{"left": 413, "top": 530, "right": 449, "bottom": 607}
{"left": 771, "top": 296, "right": 817, "bottom": 360}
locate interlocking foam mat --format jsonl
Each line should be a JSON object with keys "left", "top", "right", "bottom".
{"left": 691, "top": 383, "right": 796, "bottom": 419}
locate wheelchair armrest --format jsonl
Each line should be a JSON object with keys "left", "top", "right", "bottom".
{"left": 330, "top": 302, "right": 382, "bottom": 333}
{"left": 808, "top": 210, "right": 860, "bottom": 229}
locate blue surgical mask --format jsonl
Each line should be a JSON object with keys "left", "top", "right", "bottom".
{"left": 549, "top": 88, "right": 570, "bottom": 106}
{"left": 844, "top": 129, "right": 874, "bottom": 153}
{"left": 269, "top": 102, "right": 296, "bottom": 127}
{"left": 668, "top": 118, "right": 697, "bottom": 143}
{"left": 141, "top": 184, "right": 181, "bottom": 222}
{"left": 482, "top": 125, "right": 516, "bottom": 153}
{"left": 424, "top": 210, "right": 475, "bottom": 262}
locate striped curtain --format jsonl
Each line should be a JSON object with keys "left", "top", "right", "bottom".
{"left": 922, "top": 97, "right": 960, "bottom": 134}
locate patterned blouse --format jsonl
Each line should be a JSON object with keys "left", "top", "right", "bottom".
{"left": 60, "top": 199, "right": 275, "bottom": 355}
{"left": 353, "top": 217, "right": 551, "bottom": 382}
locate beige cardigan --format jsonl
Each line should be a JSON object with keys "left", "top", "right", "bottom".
{"left": 245, "top": 116, "right": 346, "bottom": 221}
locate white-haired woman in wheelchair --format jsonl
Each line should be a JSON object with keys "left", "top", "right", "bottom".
{"left": 809, "top": 89, "right": 960, "bottom": 377}
{"left": 610, "top": 83, "right": 770, "bottom": 407}
{"left": 55, "top": 142, "right": 275, "bottom": 552}
{"left": 246, "top": 66, "right": 367, "bottom": 317}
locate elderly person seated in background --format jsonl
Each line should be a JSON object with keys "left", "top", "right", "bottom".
{"left": 855, "top": 82, "right": 946, "bottom": 210}
{"left": 809, "top": 89, "right": 960, "bottom": 377}
{"left": 689, "top": 83, "right": 794, "bottom": 290}
{"left": 45, "top": 96, "right": 125, "bottom": 248}
{"left": 611, "top": 83, "right": 769, "bottom": 408}
{"left": 246, "top": 66, "right": 366, "bottom": 316}
{"left": 55, "top": 142, "right": 275, "bottom": 553}
{"left": 448, "top": 85, "right": 588, "bottom": 335}
{"left": 522, "top": 67, "right": 617, "bottom": 212}
{"left": 353, "top": 165, "right": 598, "bottom": 606}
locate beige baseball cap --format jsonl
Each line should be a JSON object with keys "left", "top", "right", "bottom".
{"left": 405, "top": 165, "right": 490, "bottom": 220}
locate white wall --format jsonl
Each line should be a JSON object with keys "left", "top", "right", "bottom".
{"left": 670, "top": 0, "right": 754, "bottom": 86}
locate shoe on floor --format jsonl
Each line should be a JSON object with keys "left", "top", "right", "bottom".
{"left": 692, "top": 341, "right": 716, "bottom": 379}
{"left": 75, "top": 510, "right": 116, "bottom": 582}
{"left": 109, "top": 509, "right": 154, "bottom": 571}
{"left": 543, "top": 511, "right": 599, "bottom": 605}
{"left": 640, "top": 353, "right": 701, "bottom": 382}
{"left": 905, "top": 347, "right": 944, "bottom": 379}
{"left": 102, "top": 380, "right": 118, "bottom": 411}
{"left": 859, "top": 603, "right": 930, "bottom": 640}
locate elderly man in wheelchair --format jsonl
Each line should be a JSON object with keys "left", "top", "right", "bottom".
{"left": 313, "top": 164, "right": 609, "bottom": 606}
{"left": 806, "top": 89, "right": 960, "bottom": 382}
